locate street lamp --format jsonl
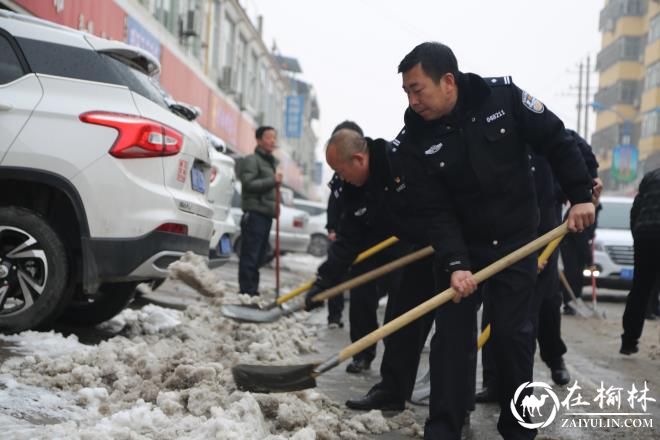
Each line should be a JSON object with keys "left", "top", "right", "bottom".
{"left": 590, "top": 101, "right": 638, "bottom": 184}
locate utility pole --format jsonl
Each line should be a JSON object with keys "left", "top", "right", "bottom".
{"left": 584, "top": 55, "right": 591, "bottom": 141}
{"left": 577, "top": 61, "right": 583, "bottom": 137}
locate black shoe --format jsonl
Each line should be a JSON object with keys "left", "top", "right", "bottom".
{"left": 346, "top": 388, "right": 405, "bottom": 411}
{"left": 563, "top": 305, "right": 577, "bottom": 316}
{"left": 620, "top": 342, "right": 639, "bottom": 355}
{"left": 475, "top": 387, "right": 498, "bottom": 403}
{"left": 550, "top": 360, "right": 571, "bottom": 386}
{"left": 327, "top": 319, "right": 344, "bottom": 329}
{"left": 346, "top": 358, "right": 371, "bottom": 374}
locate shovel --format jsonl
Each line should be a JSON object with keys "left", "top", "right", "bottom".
{"left": 411, "top": 237, "right": 560, "bottom": 404}
{"left": 232, "top": 222, "right": 568, "bottom": 393}
{"left": 223, "top": 244, "right": 433, "bottom": 323}
{"left": 222, "top": 237, "right": 399, "bottom": 318}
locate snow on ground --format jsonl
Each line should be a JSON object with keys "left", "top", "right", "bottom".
{"left": 0, "top": 254, "right": 413, "bottom": 439}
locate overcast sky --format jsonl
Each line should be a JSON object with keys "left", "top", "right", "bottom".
{"left": 248, "top": 0, "right": 604, "bottom": 184}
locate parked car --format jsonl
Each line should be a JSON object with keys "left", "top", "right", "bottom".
{"left": 230, "top": 184, "right": 310, "bottom": 256}
{"left": 293, "top": 198, "right": 329, "bottom": 257}
{"left": 589, "top": 196, "right": 634, "bottom": 289}
{"left": 0, "top": 11, "right": 213, "bottom": 332}
{"left": 206, "top": 132, "right": 238, "bottom": 259}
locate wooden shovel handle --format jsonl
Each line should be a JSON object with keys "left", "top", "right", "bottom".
{"left": 312, "top": 246, "right": 435, "bottom": 302}
{"left": 337, "top": 223, "right": 568, "bottom": 363}
{"left": 275, "top": 236, "right": 401, "bottom": 306}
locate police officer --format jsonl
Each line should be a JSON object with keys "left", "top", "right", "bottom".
{"left": 393, "top": 42, "right": 594, "bottom": 440}
{"left": 477, "top": 130, "right": 601, "bottom": 403}
{"left": 306, "top": 129, "right": 437, "bottom": 409}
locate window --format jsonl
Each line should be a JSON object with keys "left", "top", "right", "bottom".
{"left": 598, "top": 201, "right": 632, "bottom": 230}
{"left": 599, "top": 0, "right": 647, "bottom": 32}
{"left": 235, "top": 34, "right": 246, "bottom": 95}
{"left": 649, "top": 14, "right": 660, "bottom": 43}
{"left": 0, "top": 34, "right": 24, "bottom": 84}
{"left": 247, "top": 50, "right": 258, "bottom": 108}
{"left": 645, "top": 61, "right": 660, "bottom": 90}
{"left": 596, "top": 36, "right": 643, "bottom": 71}
{"left": 641, "top": 110, "right": 659, "bottom": 138}
{"left": 220, "top": 14, "right": 235, "bottom": 68}
{"left": 102, "top": 54, "right": 168, "bottom": 109}
{"left": 17, "top": 37, "right": 123, "bottom": 85}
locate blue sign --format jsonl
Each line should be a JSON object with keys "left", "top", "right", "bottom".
{"left": 285, "top": 95, "right": 304, "bottom": 138}
{"left": 127, "top": 16, "right": 161, "bottom": 61}
{"left": 612, "top": 144, "right": 638, "bottom": 183}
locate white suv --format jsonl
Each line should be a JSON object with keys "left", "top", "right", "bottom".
{"left": 206, "top": 132, "right": 238, "bottom": 259}
{"left": 0, "top": 12, "right": 213, "bottom": 332}
{"left": 591, "top": 196, "right": 635, "bottom": 289}
{"left": 293, "top": 198, "right": 329, "bottom": 257}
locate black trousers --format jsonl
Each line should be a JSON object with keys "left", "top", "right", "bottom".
{"left": 559, "top": 230, "right": 591, "bottom": 303}
{"left": 371, "top": 253, "right": 436, "bottom": 400}
{"left": 426, "top": 243, "right": 537, "bottom": 440}
{"left": 349, "top": 242, "right": 409, "bottom": 362}
{"left": 327, "top": 293, "right": 344, "bottom": 324}
{"left": 622, "top": 236, "right": 660, "bottom": 345}
{"left": 482, "top": 244, "right": 567, "bottom": 390}
{"left": 238, "top": 211, "right": 272, "bottom": 295}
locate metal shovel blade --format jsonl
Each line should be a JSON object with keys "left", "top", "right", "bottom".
{"left": 232, "top": 363, "right": 317, "bottom": 393}
{"left": 221, "top": 304, "right": 292, "bottom": 323}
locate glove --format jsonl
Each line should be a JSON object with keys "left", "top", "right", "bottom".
{"left": 304, "top": 284, "right": 325, "bottom": 311}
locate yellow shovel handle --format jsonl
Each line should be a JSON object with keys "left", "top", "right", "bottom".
{"left": 275, "top": 236, "right": 400, "bottom": 305}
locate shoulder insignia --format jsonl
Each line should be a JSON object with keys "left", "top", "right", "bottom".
{"left": 484, "top": 76, "right": 512, "bottom": 87}
{"left": 521, "top": 90, "right": 545, "bottom": 114}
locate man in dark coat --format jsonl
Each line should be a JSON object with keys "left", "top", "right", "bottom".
{"left": 621, "top": 167, "right": 660, "bottom": 354}
{"left": 306, "top": 40, "right": 594, "bottom": 439}
{"left": 237, "top": 126, "right": 282, "bottom": 296}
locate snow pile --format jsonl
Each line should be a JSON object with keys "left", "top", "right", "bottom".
{"left": 0, "top": 298, "right": 402, "bottom": 439}
{"left": 167, "top": 251, "right": 226, "bottom": 297}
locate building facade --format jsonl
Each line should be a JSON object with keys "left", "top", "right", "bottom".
{"left": 0, "top": 0, "right": 320, "bottom": 196}
{"left": 593, "top": 0, "right": 660, "bottom": 190}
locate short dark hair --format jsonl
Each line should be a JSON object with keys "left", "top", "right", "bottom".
{"left": 398, "top": 42, "right": 458, "bottom": 83}
{"left": 331, "top": 120, "right": 363, "bottom": 136}
{"left": 256, "top": 126, "right": 276, "bottom": 140}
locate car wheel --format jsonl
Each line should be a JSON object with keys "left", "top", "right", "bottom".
{"left": 61, "top": 282, "right": 138, "bottom": 326}
{"left": 308, "top": 234, "right": 329, "bottom": 257}
{"left": 0, "top": 206, "right": 72, "bottom": 333}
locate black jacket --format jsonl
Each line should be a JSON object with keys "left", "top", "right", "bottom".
{"left": 317, "top": 138, "right": 452, "bottom": 285}
{"left": 325, "top": 173, "right": 343, "bottom": 233}
{"left": 397, "top": 72, "right": 593, "bottom": 271}
{"left": 630, "top": 168, "right": 660, "bottom": 237}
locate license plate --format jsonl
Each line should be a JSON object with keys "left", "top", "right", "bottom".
{"left": 620, "top": 268, "right": 634, "bottom": 280}
{"left": 191, "top": 166, "right": 206, "bottom": 194}
{"left": 219, "top": 235, "right": 232, "bottom": 255}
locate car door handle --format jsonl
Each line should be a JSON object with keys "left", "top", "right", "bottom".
{"left": 0, "top": 101, "right": 13, "bottom": 111}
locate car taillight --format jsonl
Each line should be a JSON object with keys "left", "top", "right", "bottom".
{"left": 210, "top": 167, "right": 218, "bottom": 183}
{"left": 80, "top": 111, "right": 183, "bottom": 159}
{"left": 293, "top": 217, "right": 304, "bottom": 228}
{"left": 155, "top": 223, "right": 188, "bottom": 235}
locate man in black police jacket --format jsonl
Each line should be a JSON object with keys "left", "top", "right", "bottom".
{"left": 307, "top": 42, "right": 595, "bottom": 439}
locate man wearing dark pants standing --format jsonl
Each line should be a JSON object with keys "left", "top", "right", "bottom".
{"left": 621, "top": 167, "right": 660, "bottom": 355}
{"left": 394, "top": 42, "right": 595, "bottom": 439}
{"left": 238, "top": 126, "right": 282, "bottom": 296}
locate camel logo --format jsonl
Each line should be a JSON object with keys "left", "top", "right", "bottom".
{"left": 510, "top": 381, "right": 561, "bottom": 429}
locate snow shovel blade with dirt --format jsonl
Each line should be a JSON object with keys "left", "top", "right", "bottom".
{"left": 232, "top": 223, "right": 568, "bottom": 393}
{"left": 221, "top": 237, "right": 400, "bottom": 319}
{"left": 222, "top": 243, "right": 431, "bottom": 324}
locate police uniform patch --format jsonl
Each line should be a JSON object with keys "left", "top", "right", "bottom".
{"left": 522, "top": 91, "right": 545, "bottom": 114}
{"left": 424, "top": 142, "right": 443, "bottom": 155}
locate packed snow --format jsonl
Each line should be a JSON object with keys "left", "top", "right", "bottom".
{"left": 0, "top": 253, "right": 421, "bottom": 439}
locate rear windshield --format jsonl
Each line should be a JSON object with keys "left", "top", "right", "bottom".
{"left": 102, "top": 54, "right": 168, "bottom": 109}
{"left": 598, "top": 201, "right": 632, "bottom": 230}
